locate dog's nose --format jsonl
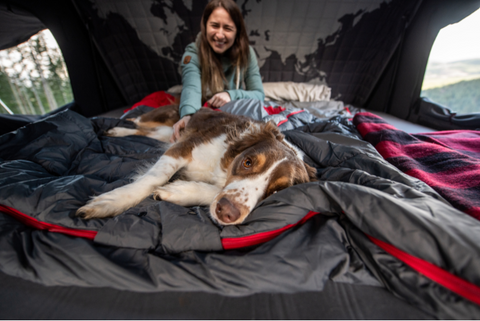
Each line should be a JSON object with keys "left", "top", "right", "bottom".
{"left": 215, "top": 197, "right": 240, "bottom": 223}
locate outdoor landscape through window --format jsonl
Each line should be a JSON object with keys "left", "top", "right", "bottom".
{"left": 0, "top": 29, "right": 73, "bottom": 115}
{"left": 421, "top": 8, "right": 480, "bottom": 114}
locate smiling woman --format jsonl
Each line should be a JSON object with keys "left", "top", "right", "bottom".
{"left": 170, "top": 0, "right": 265, "bottom": 143}
{"left": 205, "top": 7, "right": 237, "bottom": 54}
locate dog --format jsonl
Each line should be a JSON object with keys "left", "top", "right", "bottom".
{"left": 77, "top": 105, "right": 317, "bottom": 225}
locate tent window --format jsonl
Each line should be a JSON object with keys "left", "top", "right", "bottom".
{"left": 0, "top": 30, "right": 73, "bottom": 115}
{"left": 421, "top": 8, "right": 480, "bottom": 115}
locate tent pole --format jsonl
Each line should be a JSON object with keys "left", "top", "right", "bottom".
{"left": 384, "top": 15, "right": 409, "bottom": 114}
{"left": 0, "top": 98, "right": 14, "bottom": 115}
{"left": 69, "top": 0, "right": 130, "bottom": 112}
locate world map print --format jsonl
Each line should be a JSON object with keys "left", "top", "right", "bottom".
{"left": 91, "top": 0, "right": 389, "bottom": 82}
{"left": 81, "top": 0, "right": 416, "bottom": 105}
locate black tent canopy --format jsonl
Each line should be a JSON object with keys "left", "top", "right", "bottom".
{"left": 1, "top": 0, "right": 480, "bottom": 319}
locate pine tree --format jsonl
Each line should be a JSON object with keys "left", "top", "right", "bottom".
{"left": 0, "top": 30, "right": 73, "bottom": 115}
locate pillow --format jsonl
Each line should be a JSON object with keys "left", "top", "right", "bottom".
{"left": 166, "top": 81, "right": 332, "bottom": 102}
{"left": 263, "top": 82, "right": 331, "bottom": 102}
{"left": 166, "top": 84, "right": 183, "bottom": 96}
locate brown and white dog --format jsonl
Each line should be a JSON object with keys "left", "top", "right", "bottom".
{"left": 77, "top": 105, "right": 317, "bottom": 225}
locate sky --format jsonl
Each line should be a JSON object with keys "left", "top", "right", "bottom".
{"left": 428, "top": 7, "right": 480, "bottom": 63}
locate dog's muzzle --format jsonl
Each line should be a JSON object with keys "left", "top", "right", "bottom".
{"left": 215, "top": 197, "right": 240, "bottom": 223}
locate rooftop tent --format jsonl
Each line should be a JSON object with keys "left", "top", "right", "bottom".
{"left": 1, "top": 0, "right": 480, "bottom": 319}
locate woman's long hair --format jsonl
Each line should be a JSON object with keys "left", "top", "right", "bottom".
{"left": 198, "top": 0, "right": 250, "bottom": 103}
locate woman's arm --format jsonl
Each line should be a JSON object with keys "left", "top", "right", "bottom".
{"left": 170, "top": 115, "right": 191, "bottom": 143}
{"left": 171, "top": 44, "right": 201, "bottom": 142}
{"left": 179, "top": 45, "right": 202, "bottom": 118}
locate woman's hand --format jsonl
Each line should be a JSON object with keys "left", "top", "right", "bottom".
{"left": 170, "top": 115, "right": 191, "bottom": 143}
{"left": 207, "top": 92, "right": 231, "bottom": 108}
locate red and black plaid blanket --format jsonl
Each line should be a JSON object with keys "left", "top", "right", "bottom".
{"left": 353, "top": 112, "right": 480, "bottom": 220}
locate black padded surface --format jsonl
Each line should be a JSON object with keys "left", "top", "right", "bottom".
{"left": 0, "top": 270, "right": 432, "bottom": 319}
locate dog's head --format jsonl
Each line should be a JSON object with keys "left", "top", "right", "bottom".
{"left": 210, "top": 121, "right": 317, "bottom": 225}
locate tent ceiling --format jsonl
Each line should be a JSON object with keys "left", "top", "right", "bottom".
{"left": 0, "top": 2, "right": 45, "bottom": 50}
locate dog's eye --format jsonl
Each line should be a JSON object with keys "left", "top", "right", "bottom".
{"left": 242, "top": 158, "right": 253, "bottom": 169}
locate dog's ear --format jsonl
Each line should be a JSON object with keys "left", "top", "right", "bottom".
{"left": 292, "top": 161, "right": 317, "bottom": 185}
{"left": 304, "top": 162, "right": 318, "bottom": 182}
{"left": 222, "top": 121, "right": 283, "bottom": 171}
{"left": 226, "top": 121, "right": 282, "bottom": 153}
{"left": 264, "top": 121, "right": 284, "bottom": 141}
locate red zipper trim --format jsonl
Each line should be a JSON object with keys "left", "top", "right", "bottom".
{"left": 0, "top": 204, "right": 98, "bottom": 240}
{"left": 264, "top": 105, "right": 287, "bottom": 115}
{"left": 221, "top": 211, "right": 320, "bottom": 250}
{"left": 367, "top": 234, "right": 480, "bottom": 306}
{"left": 4, "top": 202, "right": 478, "bottom": 305}
{"left": 277, "top": 110, "right": 306, "bottom": 126}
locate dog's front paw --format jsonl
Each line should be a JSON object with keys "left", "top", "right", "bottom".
{"left": 153, "top": 186, "right": 172, "bottom": 202}
{"left": 105, "top": 127, "right": 136, "bottom": 137}
{"left": 78, "top": 181, "right": 155, "bottom": 219}
{"left": 153, "top": 181, "right": 190, "bottom": 203}
{"left": 153, "top": 181, "right": 220, "bottom": 207}
{"left": 76, "top": 194, "right": 126, "bottom": 219}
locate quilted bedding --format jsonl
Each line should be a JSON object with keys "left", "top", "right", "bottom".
{"left": 354, "top": 112, "right": 480, "bottom": 220}
{"left": 0, "top": 102, "right": 480, "bottom": 318}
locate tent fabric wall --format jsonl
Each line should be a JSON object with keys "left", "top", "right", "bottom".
{"left": 365, "top": 0, "right": 480, "bottom": 119}
{"left": 0, "top": 0, "right": 126, "bottom": 117}
{"left": 72, "top": 0, "right": 422, "bottom": 107}
{"left": 0, "top": 0, "right": 478, "bottom": 123}
{"left": 0, "top": 2, "right": 45, "bottom": 50}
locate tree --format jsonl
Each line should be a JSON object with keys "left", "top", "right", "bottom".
{"left": 0, "top": 30, "right": 73, "bottom": 115}
{"left": 0, "top": 55, "right": 26, "bottom": 114}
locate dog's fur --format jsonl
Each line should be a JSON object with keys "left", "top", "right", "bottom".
{"left": 77, "top": 105, "right": 317, "bottom": 225}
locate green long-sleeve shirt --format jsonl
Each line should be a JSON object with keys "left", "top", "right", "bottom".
{"left": 179, "top": 43, "right": 265, "bottom": 118}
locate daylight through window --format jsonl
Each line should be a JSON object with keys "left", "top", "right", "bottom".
{"left": 0, "top": 29, "right": 73, "bottom": 115}
{"left": 421, "top": 8, "right": 480, "bottom": 114}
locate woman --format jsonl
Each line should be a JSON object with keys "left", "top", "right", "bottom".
{"left": 170, "top": 0, "right": 264, "bottom": 142}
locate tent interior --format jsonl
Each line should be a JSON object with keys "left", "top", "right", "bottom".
{"left": 1, "top": 0, "right": 480, "bottom": 319}
{"left": 1, "top": 0, "right": 479, "bottom": 131}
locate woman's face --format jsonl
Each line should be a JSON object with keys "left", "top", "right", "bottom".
{"left": 206, "top": 7, "right": 237, "bottom": 55}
